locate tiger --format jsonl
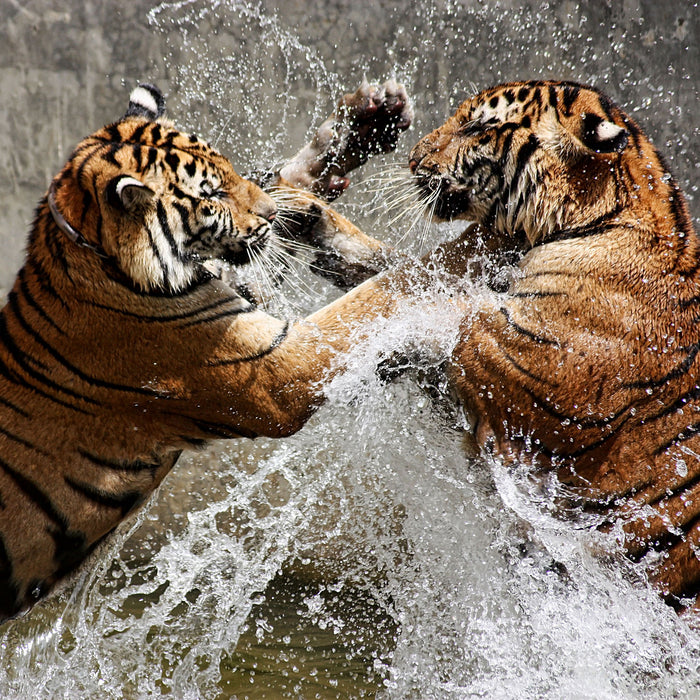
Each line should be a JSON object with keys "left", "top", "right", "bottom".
{"left": 0, "top": 79, "right": 442, "bottom": 621}
{"left": 400, "top": 80, "right": 700, "bottom": 611}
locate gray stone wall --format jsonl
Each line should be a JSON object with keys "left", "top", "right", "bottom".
{"left": 0, "top": 0, "right": 697, "bottom": 292}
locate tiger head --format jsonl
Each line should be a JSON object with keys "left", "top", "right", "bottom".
{"left": 46, "top": 84, "right": 277, "bottom": 293}
{"left": 409, "top": 80, "right": 683, "bottom": 247}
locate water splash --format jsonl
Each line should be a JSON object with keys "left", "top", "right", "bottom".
{"left": 1, "top": 0, "right": 699, "bottom": 697}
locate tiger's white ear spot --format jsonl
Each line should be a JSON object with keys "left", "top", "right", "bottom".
{"left": 581, "top": 113, "right": 628, "bottom": 154}
{"left": 596, "top": 120, "right": 624, "bottom": 141}
{"left": 125, "top": 84, "right": 166, "bottom": 120}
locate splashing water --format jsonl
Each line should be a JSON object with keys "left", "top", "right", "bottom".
{"left": 1, "top": 0, "right": 699, "bottom": 697}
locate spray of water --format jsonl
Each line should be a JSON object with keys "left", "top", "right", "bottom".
{"left": 1, "top": 0, "right": 699, "bottom": 697}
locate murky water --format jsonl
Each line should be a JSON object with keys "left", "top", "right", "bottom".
{"left": 1, "top": 1, "right": 699, "bottom": 698}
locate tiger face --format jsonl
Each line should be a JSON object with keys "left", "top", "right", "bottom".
{"left": 49, "top": 85, "right": 277, "bottom": 294}
{"left": 409, "top": 81, "right": 636, "bottom": 246}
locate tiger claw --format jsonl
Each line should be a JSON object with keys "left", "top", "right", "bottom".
{"left": 278, "top": 78, "right": 414, "bottom": 201}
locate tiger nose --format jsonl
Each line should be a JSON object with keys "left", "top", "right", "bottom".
{"left": 254, "top": 195, "right": 277, "bottom": 223}
{"left": 409, "top": 158, "right": 419, "bottom": 173}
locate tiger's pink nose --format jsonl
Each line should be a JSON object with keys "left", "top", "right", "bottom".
{"left": 254, "top": 196, "right": 277, "bottom": 223}
{"left": 408, "top": 158, "right": 419, "bottom": 173}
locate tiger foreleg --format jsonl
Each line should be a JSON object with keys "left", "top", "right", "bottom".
{"left": 265, "top": 80, "right": 413, "bottom": 289}
{"left": 235, "top": 80, "right": 414, "bottom": 295}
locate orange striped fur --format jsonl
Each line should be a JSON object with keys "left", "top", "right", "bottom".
{"left": 408, "top": 80, "right": 700, "bottom": 609}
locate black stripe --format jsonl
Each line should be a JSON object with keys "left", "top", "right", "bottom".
{"left": 90, "top": 171, "right": 104, "bottom": 249}
{"left": 173, "top": 201, "right": 195, "bottom": 239}
{"left": 131, "top": 123, "right": 147, "bottom": 145}
{"left": 42, "top": 214, "right": 71, "bottom": 278}
{"left": 646, "top": 385, "right": 700, "bottom": 425}
{"left": 510, "top": 134, "right": 539, "bottom": 188}
{"left": 534, "top": 419, "right": 625, "bottom": 462}
{"left": 501, "top": 349, "right": 559, "bottom": 387}
{"left": 596, "top": 92, "right": 617, "bottom": 122}
{"left": 0, "top": 334, "right": 88, "bottom": 415}
{"left": 79, "top": 189, "right": 92, "bottom": 228}
{"left": 25, "top": 257, "right": 69, "bottom": 311}
{"left": 500, "top": 307, "right": 559, "bottom": 347}
{"left": 626, "top": 512, "right": 700, "bottom": 571}
{"left": 511, "top": 290, "right": 566, "bottom": 299}
{"left": 497, "top": 125, "right": 518, "bottom": 165}
{"left": 0, "top": 312, "right": 98, "bottom": 411}
{"left": 188, "top": 418, "right": 256, "bottom": 440}
{"left": 8, "top": 291, "right": 167, "bottom": 399}
{"left": 78, "top": 448, "right": 163, "bottom": 473}
{"left": 561, "top": 84, "right": 580, "bottom": 115}
{"left": 547, "top": 209, "right": 625, "bottom": 243}
{"left": 132, "top": 143, "right": 143, "bottom": 169}
{"left": 0, "top": 424, "right": 46, "bottom": 454}
{"left": 625, "top": 343, "right": 700, "bottom": 390}
{"left": 64, "top": 475, "right": 143, "bottom": 516}
{"left": 171, "top": 185, "right": 199, "bottom": 207}
{"left": 146, "top": 146, "right": 158, "bottom": 168}
{"left": 17, "top": 268, "right": 65, "bottom": 336}
{"left": 654, "top": 421, "right": 700, "bottom": 456}
{"left": 104, "top": 124, "right": 122, "bottom": 144}
{"left": 165, "top": 152, "right": 181, "bottom": 172}
{"left": 0, "top": 395, "right": 30, "bottom": 419}
{"left": 646, "top": 464, "right": 700, "bottom": 510}
{"left": 512, "top": 376, "right": 633, "bottom": 433}
{"left": 87, "top": 295, "right": 252, "bottom": 324}
{"left": 179, "top": 307, "right": 255, "bottom": 328}
{"left": 102, "top": 143, "right": 121, "bottom": 167}
{"left": 0, "top": 455, "right": 68, "bottom": 529}
{"left": 205, "top": 321, "right": 290, "bottom": 366}
{"left": 74, "top": 142, "right": 104, "bottom": 191}
{"left": 156, "top": 199, "right": 182, "bottom": 261}
{"left": 184, "top": 160, "right": 197, "bottom": 178}
{"left": 145, "top": 221, "right": 170, "bottom": 283}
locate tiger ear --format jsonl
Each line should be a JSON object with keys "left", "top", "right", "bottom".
{"left": 579, "top": 113, "right": 628, "bottom": 154}
{"left": 124, "top": 83, "right": 166, "bottom": 120}
{"left": 107, "top": 175, "right": 155, "bottom": 211}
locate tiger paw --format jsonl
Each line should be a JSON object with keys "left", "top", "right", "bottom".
{"left": 279, "top": 79, "right": 413, "bottom": 200}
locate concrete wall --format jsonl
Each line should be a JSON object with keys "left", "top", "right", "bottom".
{"left": 0, "top": 0, "right": 697, "bottom": 293}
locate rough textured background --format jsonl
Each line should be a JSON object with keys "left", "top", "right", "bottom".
{"left": 0, "top": 0, "right": 697, "bottom": 292}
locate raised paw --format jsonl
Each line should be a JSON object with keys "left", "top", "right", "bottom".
{"left": 334, "top": 78, "right": 413, "bottom": 161}
{"left": 278, "top": 79, "right": 413, "bottom": 201}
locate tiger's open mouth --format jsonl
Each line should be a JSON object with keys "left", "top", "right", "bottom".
{"left": 219, "top": 224, "right": 271, "bottom": 265}
{"left": 414, "top": 174, "right": 471, "bottom": 221}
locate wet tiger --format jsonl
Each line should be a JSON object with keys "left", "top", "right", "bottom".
{"left": 0, "top": 80, "right": 426, "bottom": 620}
{"left": 403, "top": 80, "right": 700, "bottom": 610}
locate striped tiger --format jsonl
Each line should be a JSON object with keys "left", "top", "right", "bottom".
{"left": 406, "top": 80, "right": 700, "bottom": 610}
{"left": 0, "top": 80, "right": 422, "bottom": 620}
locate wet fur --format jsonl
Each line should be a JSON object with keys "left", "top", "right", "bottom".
{"left": 407, "top": 80, "right": 700, "bottom": 609}
{"left": 0, "top": 81, "right": 418, "bottom": 619}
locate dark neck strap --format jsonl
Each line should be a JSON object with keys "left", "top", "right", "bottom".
{"left": 47, "top": 182, "right": 108, "bottom": 259}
